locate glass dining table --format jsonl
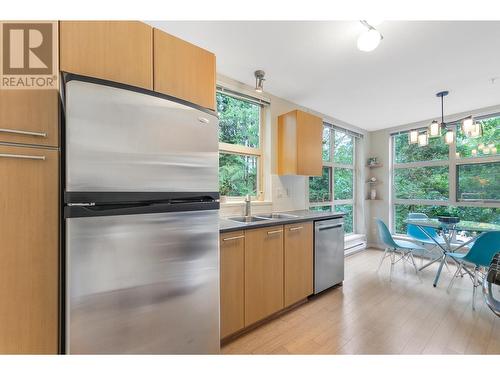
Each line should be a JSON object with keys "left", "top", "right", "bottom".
{"left": 404, "top": 218, "right": 500, "bottom": 287}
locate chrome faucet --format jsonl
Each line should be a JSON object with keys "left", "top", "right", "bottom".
{"left": 244, "top": 194, "right": 251, "bottom": 217}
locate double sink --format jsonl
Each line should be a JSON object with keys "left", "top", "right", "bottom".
{"left": 228, "top": 212, "right": 299, "bottom": 223}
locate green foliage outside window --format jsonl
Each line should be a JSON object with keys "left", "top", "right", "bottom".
{"left": 394, "top": 204, "right": 500, "bottom": 234}
{"left": 457, "top": 162, "right": 499, "bottom": 201}
{"left": 309, "top": 167, "right": 331, "bottom": 202}
{"left": 456, "top": 117, "right": 499, "bottom": 158}
{"left": 334, "top": 168, "right": 353, "bottom": 200}
{"left": 335, "top": 204, "right": 353, "bottom": 234}
{"left": 394, "top": 166, "right": 449, "bottom": 200}
{"left": 394, "top": 132, "right": 448, "bottom": 163}
{"left": 217, "top": 92, "right": 261, "bottom": 196}
{"left": 334, "top": 131, "right": 354, "bottom": 164}
{"left": 217, "top": 92, "right": 260, "bottom": 147}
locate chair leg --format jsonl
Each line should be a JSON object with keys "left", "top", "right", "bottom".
{"left": 447, "top": 263, "right": 462, "bottom": 293}
{"left": 472, "top": 267, "right": 478, "bottom": 311}
{"left": 390, "top": 251, "right": 395, "bottom": 281}
{"left": 377, "top": 248, "right": 389, "bottom": 272}
{"left": 409, "top": 252, "right": 419, "bottom": 276}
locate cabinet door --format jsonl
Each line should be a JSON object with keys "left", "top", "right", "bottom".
{"left": 0, "top": 145, "right": 58, "bottom": 353}
{"left": 154, "top": 28, "right": 216, "bottom": 110}
{"left": 245, "top": 225, "right": 284, "bottom": 326}
{"left": 0, "top": 90, "right": 59, "bottom": 147}
{"left": 296, "top": 111, "right": 323, "bottom": 176}
{"left": 284, "top": 222, "right": 313, "bottom": 307}
{"left": 60, "top": 21, "right": 153, "bottom": 89}
{"left": 220, "top": 231, "right": 245, "bottom": 338}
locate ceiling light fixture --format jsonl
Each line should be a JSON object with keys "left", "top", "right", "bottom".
{"left": 418, "top": 132, "right": 429, "bottom": 147}
{"left": 357, "top": 21, "right": 383, "bottom": 52}
{"left": 254, "top": 70, "right": 265, "bottom": 93}
{"left": 429, "top": 120, "right": 440, "bottom": 137}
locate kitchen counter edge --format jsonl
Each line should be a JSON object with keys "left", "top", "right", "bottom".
{"left": 219, "top": 210, "right": 345, "bottom": 233}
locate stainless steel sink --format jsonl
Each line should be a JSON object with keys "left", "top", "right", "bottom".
{"left": 255, "top": 213, "right": 299, "bottom": 219}
{"left": 227, "top": 216, "right": 272, "bottom": 223}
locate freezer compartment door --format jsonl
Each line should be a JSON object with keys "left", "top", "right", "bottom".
{"left": 66, "top": 209, "right": 219, "bottom": 354}
{"left": 65, "top": 78, "right": 218, "bottom": 193}
{"left": 314, "top": 218, "right": 345, "bottom": 294}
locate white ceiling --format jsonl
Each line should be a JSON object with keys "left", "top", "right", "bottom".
{"left": 147, "top": 21, "right": 500, "bottom": 131}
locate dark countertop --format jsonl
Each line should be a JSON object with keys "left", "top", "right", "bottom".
{"left": 219, "top": 209, "right": 345, "bottom": 233}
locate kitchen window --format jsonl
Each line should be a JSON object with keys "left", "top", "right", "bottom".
{"left": 391, "top": 114, "right": 500, "bottom": 234}
{"left": 217, "top": 90, "right": 265, "bottom": 200}
{"left": 309, "top": 125, "right": 357, "bottom": 234}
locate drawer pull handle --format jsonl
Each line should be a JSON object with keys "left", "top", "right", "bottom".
{"left": 267, "top": 229, "right": 283, "bottom": 235}
{"left": 289, "top": 226, "right": 303, "bottom": 231}
{"left": 0, "top": 153, "right": 45, "bottom": 161}
{"left": 0, "top": 128, "right": 47, "bottom": 137}
{"left": 223, "top": 235, "right": 244, "bottom": 241}
{"left": 318, "top": 224, "right": 342, "bottom": 231}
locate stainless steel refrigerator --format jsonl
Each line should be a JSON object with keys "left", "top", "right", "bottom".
{"left": 62, "top": 74, "right": 220, "bottom": 354}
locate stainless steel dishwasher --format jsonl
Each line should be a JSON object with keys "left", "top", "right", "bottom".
{"left": 314, "top": 217, "right": 345, "bottom": 294}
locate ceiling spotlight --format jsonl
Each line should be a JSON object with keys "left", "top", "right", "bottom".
{"left": 254, "top": 70, "right": 265, "bottom": 93}
{"left": 357, "top": 21, "right": 383, "bottom": 52}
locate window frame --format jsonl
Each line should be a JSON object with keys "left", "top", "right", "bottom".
{"left": 217, "top": 90, "right": 265, "bottom": 201}
{"left": 391, "top": 120, "right": 500, "bottom": 234}
{"left": 309, "top": 124, "right": 357, "bottom": 234}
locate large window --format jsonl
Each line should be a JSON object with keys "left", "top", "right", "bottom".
{"left": 217, "top": 91, "right": 263, "bottom": 198}
{"left": 392, "top": 115, "right": 500, "bottom": 233}
{"left": 309, "top": 125, "right": 357, "bottom": 234}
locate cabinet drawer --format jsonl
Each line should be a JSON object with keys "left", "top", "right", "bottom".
{"left": 0, "top": 90, "right": 59, "bottom": 147}
{"left": 60, "top": 21, "right": 153, "bottom": 90}
{"left": 220, "top": 231, "right": 245, "bottom": 338}
{"left": 0, "top": 145, "right": 59, "bottom": 353}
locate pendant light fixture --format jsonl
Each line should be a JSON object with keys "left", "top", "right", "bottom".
{"left": 418, "top": 131, "right": 429, "bottom": 147}
{"left": 409, "top": 130, "right": 419, "bottom": 144}
{"left": 357, "top": 21, "right": 383, "bottom": 52}
{"left": 429, "top": 120, "right": 440, "bottom": 137}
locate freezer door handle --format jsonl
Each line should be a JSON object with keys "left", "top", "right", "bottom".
{"left": 318, "top": 224, "right": 343, "bottom": 231}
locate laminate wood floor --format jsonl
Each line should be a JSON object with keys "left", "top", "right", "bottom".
{"left": 222, "top": 248, "right": 500, "bottom": 354}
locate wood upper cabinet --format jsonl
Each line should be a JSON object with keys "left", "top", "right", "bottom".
{"left": 153, "top": 28, "right": 216, "bottom": 110}
{"left": 284, "top": 222, "right": 313, "bottom": 307}
{"left": 220, "top": 231, "right": 245, "bottom": 338}
{"left": 0, "top": 90, "right": 59, "bottom": 147}
{"left": 277, "top": 110, "right": 323, "bottom": 176}
{"left": 60, "top": 21, "right": 153, "bottom": 89}
{"left": 0, "top": 145, "right": 58, "bottom": 354}
{"left": 244, "top": 225, "right": 284, "bottom": 326}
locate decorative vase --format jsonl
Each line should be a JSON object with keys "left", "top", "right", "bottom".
{"left": 370, "top": 188, "right": 377, "bottom": 200}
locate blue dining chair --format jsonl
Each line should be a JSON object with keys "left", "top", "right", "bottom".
{"left": 376, "top": 218, "right": 426, "bottom": 280}
{"left": 446, "top": 231, "right": 500, "bottom": 310}
{"left": 407, "top": 213, "right": 445, "bottom": 266}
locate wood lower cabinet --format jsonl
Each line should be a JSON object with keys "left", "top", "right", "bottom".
{"left": 284, "top": 222, "right": 313, "bottom": 307}
{"left": 220, "top": 231, "right": 245, "bottom": 338}
{"left": 0, "top": 90, "right": 59, "bottom": 147}
{"left": 244, "top": 225, "right": 284, "bottom": 326}
{"left": 0, "top": 145, "right": 59, "bottom": 354}
{"left": 60, "top": 21, "right": 153, "bottom": 89}
{"left": 153, "top": 28, "right": 216, "bottom": 110}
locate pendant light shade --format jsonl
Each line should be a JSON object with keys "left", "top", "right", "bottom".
{"left": 445, "top": 129, "right": 454, "bottom": 144}
{"left": 409, "top": 130, "right": 419, "bottom": 144}
{"left": 492, "top": 147, "right": 497, "bottom": 155}
{"left": 469, "top": 122, "right": 482, "bottom": 138}
{"left": 429, "top": 120, "right": 440, "bottom": 137}
{"left": 418, "top": 132, "right": 428, "bottom": 147}
{"left": 462, "top": 116, "right": 474, "bottom": 135}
